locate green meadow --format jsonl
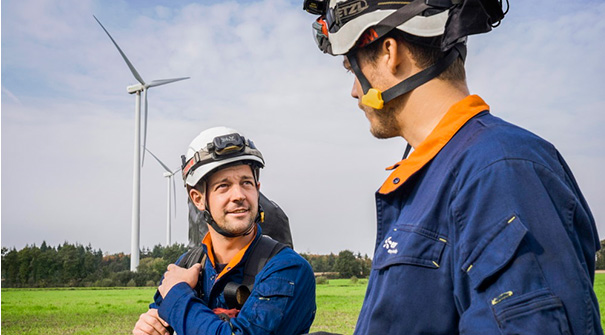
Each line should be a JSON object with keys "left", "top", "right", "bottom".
{"left": 3, "top": 275, "right": 605, "bottom": 334}
{"left": 1, "top": 279, "right": 364, "bottom": 335}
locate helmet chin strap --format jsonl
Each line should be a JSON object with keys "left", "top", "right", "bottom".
{"left": 348, "top": 43, "right": 466, "bottom": 109}
{"left": 202, "top": 209, "right": 256, "bottom": 238}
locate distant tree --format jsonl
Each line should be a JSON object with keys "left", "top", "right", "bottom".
{"left": 150, "top": 245, "right": 164, "bottom": 259}
{"left": 596, "top": 240, "right": 605, "bottom": 270}
{"left": 359, "top": 254, "right": 372, "bottom": 277}
{"left": 313, "top": 256, "right": 328, "bottom": 272}
{"left": 327, "top": 253, "right": 336, "bottom": 270}
{"left": 2, "top": 247, "right": 19, "bottom": 286}
{"left": 17, "top": 245, "right": 36, "bottom": 286}
{"left": 58, "top": 243, "right": 81, "bottom": 284}
{"left": 137, "top": 257, "right": 168, "bottom": 285}
{"left": 161, "top": 243, "right": 188, "bottom": 262}
{"left": 335, "top": 250, "right": 361, "bottom": 278}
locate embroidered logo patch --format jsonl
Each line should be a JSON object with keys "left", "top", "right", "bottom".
{"left": 382, "top": 236, "right": 398, "bottom": 254}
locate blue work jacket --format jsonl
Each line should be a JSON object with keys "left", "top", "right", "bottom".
{"left": 354, "top": 95, "right": 602, "bottom": 334}
{"left": 151, "top": 227, "right": 316, "bottom": 335}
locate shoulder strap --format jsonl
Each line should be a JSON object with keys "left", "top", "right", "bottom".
{"left": 242, "top": 235, "right": 287, "bottom": 288}
{"left": 177, "top": 245, "right": 205, "bottom": 268}
{"left": 177, "top": 246, "right": 207, "bottom": 300}
{"left": 223, "top": 235, "right": 287, "bottom": 309}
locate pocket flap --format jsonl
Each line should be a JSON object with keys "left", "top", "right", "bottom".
{"left": 254, "top": 277, "right": 295, "bottom": 297}
{"left": 373, "top": 225, "right": 447, "bottom": 270}
{"left": 462, "top": 215, "right": 528, "bottom": 289}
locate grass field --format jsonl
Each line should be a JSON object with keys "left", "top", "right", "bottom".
{"left": 1, "top": 287, "right": 157, "bottom": 335}
{"left": 2, "top": 275, "right": 605, "bottom": 334}
{"left": 0, "top": 279, "right": 366, "bottom": 335}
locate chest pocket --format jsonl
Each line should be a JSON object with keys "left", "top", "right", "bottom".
{"left": 373, "top": 225, "right": 447, "bottom": 270}
{"left": 246, "top": 277, "right": 295, "bottom": 332}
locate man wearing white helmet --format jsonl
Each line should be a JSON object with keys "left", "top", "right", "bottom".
{"left": 133, "top": 126, "right": 316, "bottom": 335}
{"left": 304, "top": 0, "right": 602, "bottom": 334}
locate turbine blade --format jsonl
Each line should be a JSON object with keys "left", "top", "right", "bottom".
{"left": 172, "top": 176, "right": 177, "bottom": 218}
{"left": 141, "top": 89, "right": 148, "bottom": 166}
{"left": 93, "top": 15, "right": 146, "bottom": 85}
{"left": 148, "top": 77, "right": 190, "bottom": 88}
{"left": 144, "top": 147, "right": 172, "bottom": 173}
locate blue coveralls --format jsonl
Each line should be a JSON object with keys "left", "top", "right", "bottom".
{"left": 354, "top": 95, "right": 603, "bottom": 334}
{"left": 151, "top": 226, "right": 316, "bottom": 335}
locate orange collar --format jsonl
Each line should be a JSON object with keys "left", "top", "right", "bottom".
{"left": 202, "top": 226, "right": 257, "bottom": 281}
{"left": 379, "top": 95, "right": 490, "bottom": 195}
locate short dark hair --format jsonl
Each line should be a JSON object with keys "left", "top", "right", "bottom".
{"left": 356, "top": 29, "right": 466, "bottom": 82}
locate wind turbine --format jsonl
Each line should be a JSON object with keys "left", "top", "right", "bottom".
{"left": 145, "top": 148, "right": 180, "bottom": 246}
{"left": 94, "top": 16, "right": 189, "bottom": 271}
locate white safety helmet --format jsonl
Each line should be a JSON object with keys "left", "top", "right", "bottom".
{"left": 182, "top": 126, "right": 265, "bottom": 187}
{"left": 310, "top": 0, "right": 449, "bottom": 56}
{"left": 305, "top": 0, "right": 507, "bottom": 56}
{"left": 304, "top": 0, "right": 507, "bottom": 109}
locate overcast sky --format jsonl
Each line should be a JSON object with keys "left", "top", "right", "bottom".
{"left": 2, "top": 0, "right": 604, "bottom": 257}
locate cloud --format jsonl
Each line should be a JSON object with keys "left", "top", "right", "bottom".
{"left": 2, "top": 0, "right": 604, "bottom": 256}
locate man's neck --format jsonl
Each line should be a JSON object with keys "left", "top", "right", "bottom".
{"left": 398, "top": 79, "right": 470, "bottom": 148}
{"left": 208, "top": 227, "right": 256, "bottom": 265}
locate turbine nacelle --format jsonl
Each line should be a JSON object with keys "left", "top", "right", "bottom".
{"left": 127, "top": 78, "right": 190, "bottom": 94}
{"left": 127, "top": 84, "right": 146, "bottom": 94}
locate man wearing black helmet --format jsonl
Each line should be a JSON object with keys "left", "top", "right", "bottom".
{"left": 133, "top": 126, "right": 316, "bottom": 335}
{"left": 304, "top": 0, "right": 602, "bottom": 334}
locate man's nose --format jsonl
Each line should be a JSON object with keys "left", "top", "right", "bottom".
{"left": 351, "top": 78, "right": 360, "bottom": 99}
{"left": 230, "top": 185, "right": 246, "bottom": 202}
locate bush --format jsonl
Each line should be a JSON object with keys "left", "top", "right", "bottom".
{"left": 146, "top": 280, "right": 157, "bottom": 287}
{"left": 126, "top": 279, "right": 137, "bottom": 287}
{"left": 316, "top": 276, "right": 329, "bottom": 285}
{"left": 114, "top": 270, "right": 134, "bottom": 286}
{"left": 350, "top": 275, "right": 358, "bottom": 284}
{"left": 95, "top": 278, "right": 114, "bottom": 287}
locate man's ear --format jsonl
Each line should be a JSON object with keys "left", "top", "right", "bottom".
{"left": 381, "top": 37, "right": 402, "bottom": 75}
{"left": 256, "top": 181, "right": 261, "bottom": 191}
{"left": 382, "top": 37, "right": 418, "bottom": 80}
{"left": 189, "top": 188, "right": 205, "bottom": 211}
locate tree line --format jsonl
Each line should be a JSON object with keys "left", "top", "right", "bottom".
{"left": 1, "top": 242, "right": 372, "bottom": 288}
{"left": 7, "top": 238, "right": 605, "bottom": 288}
{"left": 1, "top": 242, "right": 188, "bottom": 288}
{"left": 300, "top": 251, "right": 372, "bottom": 279}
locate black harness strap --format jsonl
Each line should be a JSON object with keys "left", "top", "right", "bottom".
{"left": 177, "top": 245, "right": 205, "bottom": 268}
{"left": 224, "top": 235, "right": 286, "bottom": 309}
{"left": 242, "top": 235, "right": 286, "bottom": 288}
{"left": 178, "top": 235, "right": 287, "bottom": 310}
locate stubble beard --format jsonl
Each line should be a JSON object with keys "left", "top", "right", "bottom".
{"left": 217, "top": 206, "right": 257, "bottom": 236}
{"left": 362, "top": 103, "right": 401, "bottom": 139}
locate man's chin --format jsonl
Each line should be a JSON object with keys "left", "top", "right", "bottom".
{"left": 222, "top": 219, "right": 255, "bottom": 235}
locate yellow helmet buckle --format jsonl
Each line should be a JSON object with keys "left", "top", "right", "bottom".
{"left": 361, "top": 88, "right": 384, "bottom": 110}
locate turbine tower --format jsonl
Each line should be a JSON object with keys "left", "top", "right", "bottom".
{"left": 94, "top": 16, "right": 189, "bottom": 271}
{"left": 145, "top": 148, "right": 180, "bottom": 246}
